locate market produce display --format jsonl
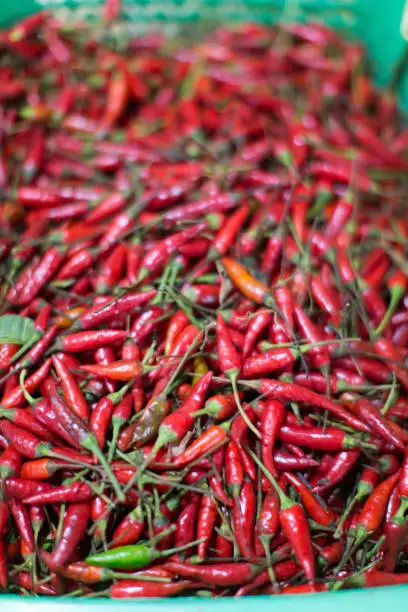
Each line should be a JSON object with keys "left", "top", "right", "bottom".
{"left": 1, "top": 4, "right": 408, "bottom": 598}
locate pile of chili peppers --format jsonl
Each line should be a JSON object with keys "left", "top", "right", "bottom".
{"left": 1, "top": 8, "right": 408, "bottom": 600}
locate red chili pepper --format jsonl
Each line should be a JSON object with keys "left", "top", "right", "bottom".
{"left": 139, "top": 222, "right": 207, "bottom": 280}
{"left": 1, "top": 358, "right": 51, "bottom": 408}
{"left": 209, "top": 472, "right": 232, "bottom": 507}
{"left": 9, "top": 498, "right": 34, "bottom": 553}
{"left": 346, "top": 395, "right": 405, "bottom": 449}
{"left": 48, "top": 502, "right": 90, "bottom": 568}
{"left": 91, "top": 495, "right": 110, "bottom": 544}
{"left": 313, "top": 449, "right": 361, "bottom": 493}
{"left": 110, "top": 580, "right": 194, "bottom": 599}
{"left": 164, "top": 559, "right": 258, "bottom": 586}
{"left": 52, "top": 353, "right": 89, "bottom": 421}
{"left": 374, "top": 338, "right": 408, "bottom": 392}
{"left": 245, "top": 378, "right": 368, "bottom": 432}
{"left": 95, "top": 243, "right": 128, "bottom": 292}
{"left": 196, "top": 491, "right": 217, "bottom": 560}
{"left": 81, "top": 359, "right": 141, "bottom": 381}
{"left": 215, "top": 522, "right": 234, "bottom": 559}
{"left": 274, "top": 450, "right": 319, "bottom": 471}
{"left": 355, "top": 471, "right": 400, "bottom": 545}
{"left": 0, "top": 426, "right": 18, "bottom": 467}
{"left": 255, "top": 490, "right": 279, "bottom": 559}
{"left": 157, "top": 324, "right": 201, "bottom": 380}
{"left": 216, "top": 313, "right": 241, "bottom": 378}
{"left": 17, "top": 246, "right": 65, "bottom": 305}
{"left": 174, "top": 496, "right": 200, "bottom": 549}
{"left": 78, "top": 290, "right": 156, "bottom": 331}
{"left": 380, "top": 485, "right": 404, "bottom": 572}
{"left": 130, "top": 306, "right": 165, "bottom": 343}
{"left": 242, "top": 347, "right": 299, "bottom": 378}
{"left": 164, "top": 310, "right": 190, "bottom": 356}
{"left": 20, "top": 458, "right": 68, "bottom": 480}
{"left": 259, "top": 400, "right": 285, "bottom": 477}
{"left": 43, "top": 378, "right": 124, "bottom": 500}
{"left": 162, "top": 194, "right": 236, "bottom": 226}
{"left": 376, "top": 270, "right": 408, "bottom": 336}
{"left": 306, "top": 159, "right": 377, "bottom": 193}
{"left": 174, "top": 424, "right": 229, "bottom": 468}
{"left": 57, "top": 329, "right": 127, "bottom": 352}
{"left": 284, "top": 472, "right": 335, "bottom": 526}
{"left": 242, "top": 308, "right": 272, "bottom": 359}
{"left": 208, "top": 204, "right": 250, "bottom": 260}
{"left": 97, "top": 387, "right": 130, "bottom": 450}
{"left": 0, "top": 408, "right": 55, "bottom": 443}
{"left": 198, "top": 393, "right": 236, "bottom": 421}
{"left": 110, "top": 501, "right": 144, "bottom": 548}
{"left": 32, "top": 398, "right": 81, "bottom": 450}
{"left": 347, "top": 570, "right": 408, "bottom": 589}
{"left": 100, "top": 70, "right": 129, "bottom": 130}
{"left": 86, "top": 191, "right": 129, "bottom": 224}
{"left": 226, "top": 439, "right": 244, "bottom": 499}
{"left": 15, "top": 324, "right": 57, "bottom": 371}
{"left": 278, "top": 424, "right": 365, "bottom": 451}
{"left": 148, "top": 371, "right": 213, "bottom": 455}
{"left": 310, "top": 275, "right": 342, "bottom": 326}
{"left": 249, "top": 446, "right": 316, "bottom": 582}
{"left": 23, "top": 480, "right": 93, "bottom": 504}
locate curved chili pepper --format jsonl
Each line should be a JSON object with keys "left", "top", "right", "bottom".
{"left": 110, "top": 502, "right": 145, "bottom": 548}
{"left": 222, "top": 256, "right": 274, "bottom": 307}
{"left": 314, "top": 449, "right": 361, "bottom": 493}
{"left": 44, "top": 378, "right": 124, "bottom": 500}
{"left": 23, "top": 480, "right": 93, "bottom": 504}
{"left": 355, "top": 470, "right": 400, "bottom": 545}
{"left": 52, "top": 353, "right": 89, "bottom": 421}
{"left": 284, "top": 472, "right": 335, "bottom": 526}
{"left": 147, "top": 371, "right": 213, "bottom": 455}
{"left": 342, "top": 394, "right": 404, "bottom": 449}
{"left": 139, "top": 222, "right": 207, "bottom": 280}
{"left": 244, "top": 378, "right": 368, "bottom": 432}
{"left": 174, "top": 424, "right": 229, "bottom": 468}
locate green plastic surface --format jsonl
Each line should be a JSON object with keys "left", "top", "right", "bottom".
{"left": 1, "top": 0, "right": 408, "bottom": 608}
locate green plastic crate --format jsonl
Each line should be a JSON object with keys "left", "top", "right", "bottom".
{"left": 1, "top": 0, "right": 408, "bottom": 609}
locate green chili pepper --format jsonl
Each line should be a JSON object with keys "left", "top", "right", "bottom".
{"left": 84, "top": 538, "right": 204, "bottom": 570}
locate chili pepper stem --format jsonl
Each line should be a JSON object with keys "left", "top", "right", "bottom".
{"left": 374, "top": 286, "right": 405, "bottom": 337}
{"left": 334, "top": 535, "right": 356, "bottom": 574}
{"left": 19, "top": 369, "right": 36, "bottom": 406}
{"left": 81, "top": 436, "right": 124, "bottom": 501}
{"left": 230, "top": 371, "right": 261, "bottom": 439}
{"left": 244, "top": 445, "right": 288, "bottom": 507}
{"left": 108, "top": 424, "right": 121, "bottom": 464}
{"left": 263, "top": 543, "right": 279, "bottom": 593}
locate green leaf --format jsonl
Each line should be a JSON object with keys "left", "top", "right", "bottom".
{"left": 0, "top": 315, "right": 42, "bottom": 346}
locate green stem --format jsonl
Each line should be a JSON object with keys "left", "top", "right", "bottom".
{"left": 374, "top": 286, "right": 404, "bottom": 337}
{"left": 82, "top": 435, "right": 125, "bottom": 502}
{"left": 245, "top": 445, "right": 292, "bottom": 509}
{"left": 230, "top": 371, "right": 261, "bottom": 439}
